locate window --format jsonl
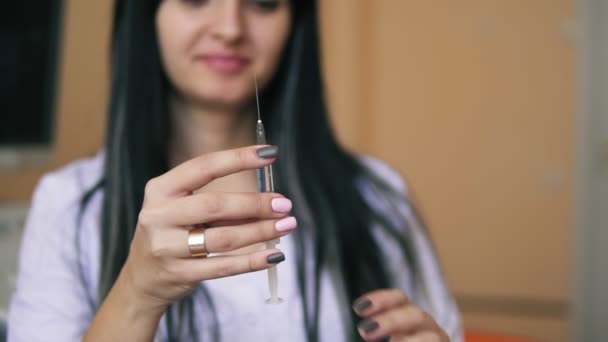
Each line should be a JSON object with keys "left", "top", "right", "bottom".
{"left": 0, "top": 1, "right": 63, "bottom": 147}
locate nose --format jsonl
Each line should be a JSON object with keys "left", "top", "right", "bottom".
{"left": 209, "top": 0, "right": 244, "bottom": 44}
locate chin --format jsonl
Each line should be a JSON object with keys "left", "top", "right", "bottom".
{"left": 194, "top": 89, "right": 251, "bottom": 110}
{"left": 179, "top": 74, "right": 257, "bottom": 109}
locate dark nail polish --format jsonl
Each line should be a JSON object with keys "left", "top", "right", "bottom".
{"left": 267, "top": 252, "right": 285, "bottom": 264}
{"left": 256, "top": 146, "right": 279, "bottom": 159}
{"left": 359, "top": 320, "right": 379, "bottom": 334}
{"left": 353, "top": 298, "right": 372, "bottom": 314}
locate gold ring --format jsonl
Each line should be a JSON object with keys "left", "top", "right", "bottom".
{"left": 188, "top": 227, "right": 208, "bottom": 258}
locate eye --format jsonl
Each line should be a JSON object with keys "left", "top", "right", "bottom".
{"left": 246, "top": 0, "right": 281, "bottom": 12}
{"left": 180, "top": 0, "right": 209, "bottom": 7}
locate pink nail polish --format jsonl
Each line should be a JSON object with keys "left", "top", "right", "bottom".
{"left": 275, "top": 217, "right": 297, "bottom": 232}
{"left": 271, "top": 198, "right": 292, "bottom": 213}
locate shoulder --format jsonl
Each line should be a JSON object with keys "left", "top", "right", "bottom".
{"left": 23, "top": 150, "right": 105, "bottom": 257}
{"left": 32, "top": 151, "right": 105, "bottom": 212}
{"left": 19, "top": 151, "right": 105, "bottom": 289}
{"left": 353, "top": 154, "right": 416, "bottom": 234}
{"left": 356, "top": 154, "right": 409, "bottom": 195}
{"left": 8, "top": 152, "right": 105, "bottom": 340}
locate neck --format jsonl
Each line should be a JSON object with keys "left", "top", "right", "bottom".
{"left": 168, "top": 93, "right": 256, "bottom": 167}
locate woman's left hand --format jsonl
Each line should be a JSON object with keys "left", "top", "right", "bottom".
{"left": 352, "top": 289, "right": 449, "bottom": 342}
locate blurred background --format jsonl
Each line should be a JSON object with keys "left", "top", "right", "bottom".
{"left": 0, "top": 1, "right": 606, "bottom": 341}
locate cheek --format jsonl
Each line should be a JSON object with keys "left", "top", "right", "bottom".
{"left": 156, "top": 13, "right": 179, "bottom": 72}
{"left": 255, "top": 14, "right": 291, "bottom": 74}
{"left": 155, "top": 6, "right": 193, "bottom": 90}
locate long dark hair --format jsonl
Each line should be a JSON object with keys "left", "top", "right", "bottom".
{"left": 88, "top": 0, "right": 421, "bottom": 341}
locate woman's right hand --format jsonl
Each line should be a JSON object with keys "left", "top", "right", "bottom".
{"left": 119, "top": 145, "right": 295, "bottom": 313}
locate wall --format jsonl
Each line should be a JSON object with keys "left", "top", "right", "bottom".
{"left": 321, "top": 1, "right": 576, "bottom": 341}
{"left": 0, "top": 0, "right": 111, "bottom": 201}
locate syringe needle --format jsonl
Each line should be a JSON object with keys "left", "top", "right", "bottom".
{"left": 254, "top": 74, "right": 261, "bottom": 122}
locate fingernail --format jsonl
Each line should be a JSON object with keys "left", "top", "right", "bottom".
{"left": 275, "top": 216, "right": 297, "bottom": 232}
{"left": 358, "top": 320, "right": 379, "bottom": 334}
{"left": 271, "top": 198, "right": 292, "bottom": 213}
{"left": 256, "top": 146, "right": 279, "bottom": 159}
{"left": 267, "top": 252, "right": 285, "bottom": 264}
{"left": 352, "top": 298, "right": 372, "bottom": 314}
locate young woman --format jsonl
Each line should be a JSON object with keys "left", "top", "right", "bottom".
{"left": 8, "top": 0, "right": 462, "bottom": 341}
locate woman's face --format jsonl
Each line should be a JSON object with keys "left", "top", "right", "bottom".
{"left": 156, "top": 0, "right": 291, "bottom": 109}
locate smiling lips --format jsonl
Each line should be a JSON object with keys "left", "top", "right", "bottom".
{"left": 197, "top": 54, "right": 251, "bottom": 73}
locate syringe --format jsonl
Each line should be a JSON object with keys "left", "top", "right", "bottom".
{"left": 254, "top": 75, "right": 283, "bottom": 304}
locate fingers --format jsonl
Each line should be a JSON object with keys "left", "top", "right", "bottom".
{"left": 353, "top": 289, "right": 409, "bottom": 317}
{"left": 148, "top": 145, "right": 278, "bottom": 199}
{"left": 149, "top": 217, "right": 298, "bottom": 258}
{"left": 145, "top": 192, "right": 292, "bottom": 227}
{"left": 204, "top": 217, "right": 297, "bottom": 254}
{"left": 177, "top": 248, "right": 286, "bottom": 282}
{"left": 353, "top": 290, "right": 447, "bottom": 342}
{"left": 356, "top": 304, "right": 433, "bottom": 341}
